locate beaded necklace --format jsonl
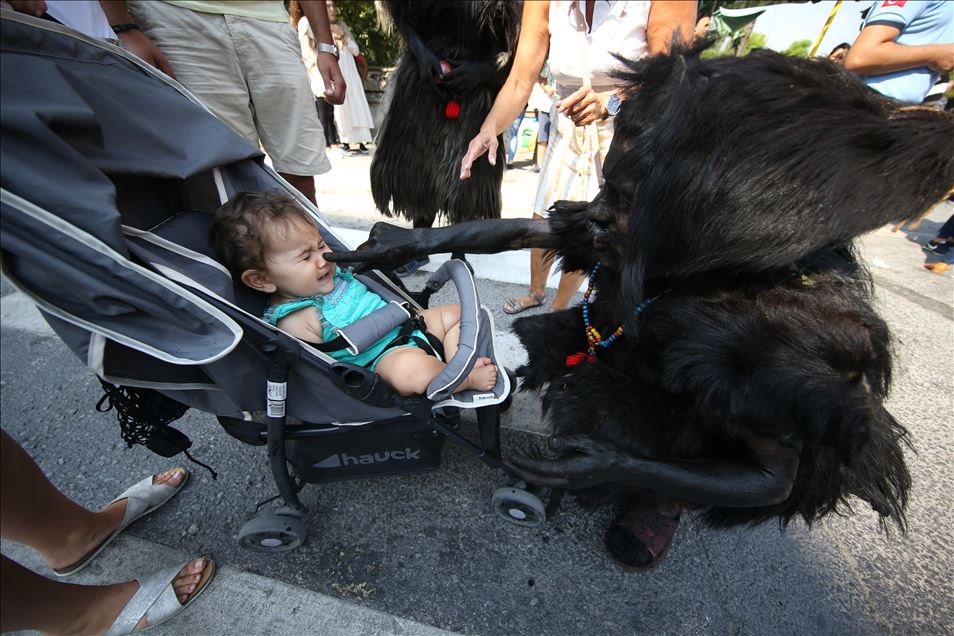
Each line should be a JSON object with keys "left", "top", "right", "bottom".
{"left": 565, "top": 262, "right": 654, "bottom": 367}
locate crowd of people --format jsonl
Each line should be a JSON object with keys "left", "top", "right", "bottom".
{"left": 1, "top": 0, "right": 952, "bottom": 633}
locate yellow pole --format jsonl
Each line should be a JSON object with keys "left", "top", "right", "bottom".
{"left": 808, "top": 0, "right": 844, "bottom": 58}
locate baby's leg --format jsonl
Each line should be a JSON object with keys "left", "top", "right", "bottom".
{"left": 374, "top": 347, "right": 445, "bottom": 396}
{"left": 419, "top": 304, "right": 497, "bottom": 391}
{"left": 375, "top": 347, "right": 497, "bottom": 396}
{"left": 420, "top": 305, "right": 462, "bottom": 359}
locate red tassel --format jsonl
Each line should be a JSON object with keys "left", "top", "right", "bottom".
{"left": 565, "top": 352, "right": 596, "bottom": 366}
{"left": 445, "top": 98, "right": 460, "bottom": 120}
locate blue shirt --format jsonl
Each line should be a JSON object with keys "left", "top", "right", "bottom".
{"left": 861, "top": 0, "right": 954, "bottom": 104}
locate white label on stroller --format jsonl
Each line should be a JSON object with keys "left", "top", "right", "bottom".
{"left": 473, "top": 393, "right": 496, "bottom": 401}
{"left": 266, "top": 381, "right": 287, "bottom": 401}
{"left": 267, "top": 400, "right": 285, "bottom": 418}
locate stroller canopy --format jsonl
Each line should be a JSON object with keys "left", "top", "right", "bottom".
{"left": 1, "top": 13, "right": 260, "bottom": 365}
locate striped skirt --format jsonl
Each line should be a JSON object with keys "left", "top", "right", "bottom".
{"left": 532, "top": 103, "right": 615, "bottom": 214}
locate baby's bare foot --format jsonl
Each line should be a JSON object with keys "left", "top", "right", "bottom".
{"left": 461, "top": 357, "right": 497, "bottom": 392}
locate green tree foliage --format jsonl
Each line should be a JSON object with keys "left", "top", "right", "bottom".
{"left": 742, "top": 31, "right": 767, "bottom": 55}
{"left": 335, "top": 1, "right": 402, "bottom": 67}
{"left": 700, "top": 31, "right": 766, "bottom": 58}
{"left": 783, "top": 39, "right": 813, "bottom": 58}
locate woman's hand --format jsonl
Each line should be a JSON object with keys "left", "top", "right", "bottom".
{"left": 556, "top": 86, "right": 608, "bottom": 126}
{"left": 459, "top": 127, "right": 499, "bottom": 180}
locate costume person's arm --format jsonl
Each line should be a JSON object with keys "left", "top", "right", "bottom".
{"left": 326, "top": 219, "right": 556, "bottom": 272}
{"left": 300, "top": 0, "right": 346, "bottom": 104}
{"left": 459, "top": 0, "right": 550, "bottom": 179}
{"left": 508, "top": 433, "right": 800, "bottom": 508}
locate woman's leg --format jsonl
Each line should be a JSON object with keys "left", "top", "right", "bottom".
{"left": 503, "top": 212, "right": 551, "bottom": 313}
{"left": 0, "top": 429, "right": 209, "bottom": 633}
{"left": 1, "top": 555, "right": 208, "bottom": 634}
{"left": 0, "top": 430, "right": 184, "bottom": 572}
{"left": 548, "top": 270, "right": 586, "bottom": 312}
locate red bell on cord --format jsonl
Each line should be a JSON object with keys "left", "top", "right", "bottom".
{"left": 445, "top": 98, "right": 460, "bottom": 120}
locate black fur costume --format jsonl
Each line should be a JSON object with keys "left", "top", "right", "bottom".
{"left": 370, "top": 1, "right": 520, "bottom": 227}
{"left": 334, "top": 48, "right": 954, "bottom": 550}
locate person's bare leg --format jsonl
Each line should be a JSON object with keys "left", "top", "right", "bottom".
{"left": 548, "top": 269, "right": 586, "bottom": 311}
{"left": 279, "top": 172, "right": 316, "bottom": 204}
{"left": 0, "top": 430, "right": 185, "bottom": 572}
{"left": 1, "top": 555, "right": 209, "bottom": 634}
{"left": 535, "top": 141, "right": 547, "bottom": 168}
{"left": 504, "top": 212, "right": 551, "bottom": 313}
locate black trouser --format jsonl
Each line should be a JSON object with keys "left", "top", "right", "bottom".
{"left": 315, "top": 98, "right": 338, "bottom": 147}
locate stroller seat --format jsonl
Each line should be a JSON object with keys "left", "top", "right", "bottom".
{"left": 122, "top": 207, "right": 512, "bottom": 412}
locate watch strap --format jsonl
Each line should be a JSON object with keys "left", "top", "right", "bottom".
{"left": 111, "top": 23, "right": 141, "bottom": 35}
{"left": 316, "top": 42, "right": 339, "bottom": 59}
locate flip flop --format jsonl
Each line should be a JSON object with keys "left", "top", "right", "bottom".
{"left": 604, "top": 498, "right": 681, "bottom": 572}
{"left": 53, "top": 468, "right": 190, "bottom": 577}
{"left": 106, "top": 558, "right": 215, "bottom": 635}
{"left": 503, "top": 292, "right": 546, "bottom": 315}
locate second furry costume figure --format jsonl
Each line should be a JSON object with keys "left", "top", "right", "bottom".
{"left": 333, "top": 47, "right": 954, "bottom": 571}
{"left": 371, "top": 1, "right": 520, "bottom": 239}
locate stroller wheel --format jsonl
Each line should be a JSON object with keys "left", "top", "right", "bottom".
{"left": 492, "top": 486, "right": 546, "bottom": 527}
{"left": 238, "top": 508, "right": 308, "bottom": 552}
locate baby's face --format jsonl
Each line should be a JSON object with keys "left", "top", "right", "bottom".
{"left": 261, "top": 218, "right": 335, "bottom": 299}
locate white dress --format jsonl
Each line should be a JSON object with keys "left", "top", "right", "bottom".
{"left": 533, "top": 0, "right": 651, "bottom": 213}
{"left": 332, "top": 22, "right": 374, "bottom": 145}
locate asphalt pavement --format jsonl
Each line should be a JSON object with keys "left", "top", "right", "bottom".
{"left": 1, "top": 153, "right": 952, "bottom": 635}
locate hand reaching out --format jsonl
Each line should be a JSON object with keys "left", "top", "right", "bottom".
{"left": 459, "top": 128, "right": 499, "bottom": 180}
{"left": 556, "top": 85, "right": 609, "bottom": 127}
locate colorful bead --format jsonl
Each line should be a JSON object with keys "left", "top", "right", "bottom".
{"left": 580, "top": 262, "right": 656, "bottom": 360}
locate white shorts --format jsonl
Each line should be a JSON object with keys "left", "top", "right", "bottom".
{"left": 127, "top": 0, "right": 331, "bottom": 176}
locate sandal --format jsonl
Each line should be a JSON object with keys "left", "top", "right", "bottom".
{"left": 503, "top": 292, "right": 546, "bottom": 315}
{"left": 604, "top": 497, "right": 681, "bottom": 572}
{"left": 106, "top": 558, "right": 215, "bottom": 635}
{"left": 54, "top": 469, "right": 190, "bottom": 577}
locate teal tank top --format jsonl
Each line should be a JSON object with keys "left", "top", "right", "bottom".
{"left": 263, "top": 268, "right": 421, "bottom": 370}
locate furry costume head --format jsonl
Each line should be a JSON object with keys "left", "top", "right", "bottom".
{"left": 552, "top": 45, "right": 954, "bottom": 336}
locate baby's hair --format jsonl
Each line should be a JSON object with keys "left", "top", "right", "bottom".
{"left": 211, "top": 191, "right": 314, "bottom": 277}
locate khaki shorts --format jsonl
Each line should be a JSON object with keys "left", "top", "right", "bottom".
{"left": 127, "top": 1, "right": 330, "bottom": 176}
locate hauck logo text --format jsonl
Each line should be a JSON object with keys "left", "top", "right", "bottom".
{"left": 312, "top": 448, "right": 421, "bottom": 469}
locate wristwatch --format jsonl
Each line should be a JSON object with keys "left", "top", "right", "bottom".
{"left": 605, "top": 93, "right": 622, "bottom": 119}
{"left": 316, "top": 42, "right": 339, "bottom": 59}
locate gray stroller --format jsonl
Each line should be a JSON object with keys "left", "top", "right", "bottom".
{"left": 0, "top": 13, "right": 547, "bottom": 551}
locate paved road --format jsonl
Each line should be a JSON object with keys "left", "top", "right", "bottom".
{"left": 2, "top": 155, "right": 952, "bottom": 635}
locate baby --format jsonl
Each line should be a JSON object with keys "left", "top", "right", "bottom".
{"left": 212, "top": 192, "right": 497, "bottom": 397}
